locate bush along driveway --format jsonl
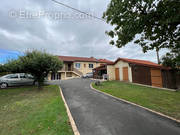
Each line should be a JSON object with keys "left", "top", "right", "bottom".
{"left": 92, "top": 81, "right": 180, "bottom": 121}
{"left": 0, "top": 85, "right": 73, "bottom": 135}
{"left": 60, "top": 78, "right": 180, "bottom": 135}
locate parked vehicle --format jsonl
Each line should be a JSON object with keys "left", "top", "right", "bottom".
{"left": 82, "top": 72, "right": 93, "bottom": 78}
{"left": 0, "top": 73, "right": 35, "bottom": 89}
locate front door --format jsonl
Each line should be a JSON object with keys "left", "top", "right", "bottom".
{"left": 68, "top": 64, "right": 72, "bottom": 71}
{"left": 115, "top": 68, "right": 120, "bottom": 80}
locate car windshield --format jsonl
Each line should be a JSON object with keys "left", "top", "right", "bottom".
{"left": 27, "top": 74, "right": 34, "bottom": 79}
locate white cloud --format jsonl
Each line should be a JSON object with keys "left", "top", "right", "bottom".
{"left": 0, "top": 0, "right": 168, "bottom": 63}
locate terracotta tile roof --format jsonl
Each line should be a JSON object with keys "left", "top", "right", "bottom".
{"left": 109, "top": 57, "right": 169, "bottom": 69}
{"left": 58, "top": 56, "right": 112, "bottom": 64}
{"left": 97, "top": 59, "right": 114, "bottom": 64}
{"left": 93, "top": 64, "right": 106, "bottom": 70}
{"left": 58, "top": 56, "right": 97, "bottom": 62}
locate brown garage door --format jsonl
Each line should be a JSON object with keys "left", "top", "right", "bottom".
{"left": 151, "top": 68, "right": 162, "bottom": 87}
{"left": 131, "top": 65, "right": 151, "bottom": 86}
{"left": 123, "top": 67, "right": 129, "bottom": 81}
{"left": 115, "top": 68, "right": 120, "bottom": 80}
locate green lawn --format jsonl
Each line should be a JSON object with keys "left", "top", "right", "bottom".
{"left": 92, "top": 81, "right": 180, "bottom": 120}
{"left": 0, "top": 85, "right": 73, "bottom": 135}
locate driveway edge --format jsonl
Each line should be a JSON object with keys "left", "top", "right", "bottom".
{"left": 59, "top": 86, "right": 80, "bottom": 135}
{"left": 90, "top": 83, "right": 180, "bottom": 123}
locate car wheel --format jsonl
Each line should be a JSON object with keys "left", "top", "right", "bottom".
{"left": 0, "top": 83, "right": 8, "bottom": 89}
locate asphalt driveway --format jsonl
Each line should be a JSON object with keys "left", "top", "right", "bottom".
{"left": 60, "top": 78, "right": 180, "bottom": 135}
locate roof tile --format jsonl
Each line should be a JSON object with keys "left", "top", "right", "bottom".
{"left": 58, "top": 56, "right": 112, "bottom": 63}
{"left": 109, "top": 57, "right": 169, "bottom": 69}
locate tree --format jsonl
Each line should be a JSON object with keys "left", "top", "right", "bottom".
{"left": 0, "top": 64, "right": 5, "bottom": 72}
{"left": 161, "top": 48, "right": 180, "bottom": 89}
{"left": 0, "top": 64, "right": 8, "bottom": 76}
{"left": 4, "top": 50, "right": 63, "bottom": 89}
{"left": 103, "top": 0, "right": 180, "bottom": 56}
{"left": 161, "top": 48, "right": 180, "bottom": 70}
{"left": 4, "top": 59, "right": 23, "bottom": 73}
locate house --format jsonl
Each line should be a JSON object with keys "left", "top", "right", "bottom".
{"left": 48, "top": 56, "right": 113, "bottom": 80}
{"left": 93, "top": 57, "right": 179, "bottom": 89}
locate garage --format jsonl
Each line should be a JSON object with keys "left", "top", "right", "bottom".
{"left": 94, "top": 57, "right": 177, "bottom": 89}
{"left": 123, "top": 67, "right": 129, "bottom": 81}
{"left": 131, "top": 65, "right": 151, "bottom": 86}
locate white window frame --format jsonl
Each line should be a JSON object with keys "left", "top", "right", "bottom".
{"left": 75, "top": 63, "right": 81, "bottom": 69}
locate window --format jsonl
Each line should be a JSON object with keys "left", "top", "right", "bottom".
{"left": 20, "top": 74, "right": 26, "bottom": 78}
{"left": 89, "top": 64, "right": 93, "bottom": 68}
{"left": 75, "top": 63, "right": 81, "bottom": 69}
{"left": 84, "top": 64, "right": 86, "bottom": 68}
{"left": 6, "top": 74, "right": 19, "bottom": 79}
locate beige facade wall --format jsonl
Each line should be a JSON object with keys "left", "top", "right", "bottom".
{"left": 47, "top": 61, "right": 106, "bottom": 80}
{"left": 72, "top": 72, "right": 79, "bottom": 77}
{"left": 107, "top": 60, "right": 132, "bottom": 82}
{"left": 107, "top": 65, "right": 115, "bottom": 80}
{"left": 114, "top": 61, "right": 132, "bottom": 82}
{"left": 60, "top": 63, "right": 73, "bottom": 71}
{"left": 61, "top": 72, "right": 65, "bottom": 80}
{"left": 74, "top": 62, "right": 104, "bottom": 75}
{"left": 48, "top": 73, "right": 51, "bottom": 80}
{"left": 66, "top": 72, "right": 79, "bottom": 79}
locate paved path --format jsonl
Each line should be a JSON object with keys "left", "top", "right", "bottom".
{"left": 60, "top": 78, "right": 180, "bottom": 135}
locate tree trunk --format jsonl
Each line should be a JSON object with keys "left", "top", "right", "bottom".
{"left": 156, "top": 48, "right": 160, "bottom": 64}
{"left": 37, "top": 80, "right": 44, "bottom": 90}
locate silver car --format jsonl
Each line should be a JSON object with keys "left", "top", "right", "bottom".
{"left": 82, "top": 72, "right": 93, "bottom": 78}
{"left": 0, "top": 73, "right": 35, "bottom": 89}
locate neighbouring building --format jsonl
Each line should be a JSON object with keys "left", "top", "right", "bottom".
{"left": 48, "top": 56, "right": 113, "bottom": 80}
{"left": 93, "top": 57, "right": 180, "bottom": 89}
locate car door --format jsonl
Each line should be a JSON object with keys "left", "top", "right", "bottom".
{"left": 20, "top": 73, "right": 31, "bottom": 85}
{"left": 25, "top": 74, "right": 34, "bottom": 85}
{"left": 7, "top": 74, "right": 21, "bottom": 86}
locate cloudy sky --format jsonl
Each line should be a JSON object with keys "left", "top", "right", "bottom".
{"left": 0, "top": 0, "right": 168, "bottom": 64}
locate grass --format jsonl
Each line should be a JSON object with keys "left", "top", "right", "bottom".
{"left": 92, "top": 81, "right": 180, "bottom": 120}
{"left": 0, "top": 85, "right": 73, "bottom": 135}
